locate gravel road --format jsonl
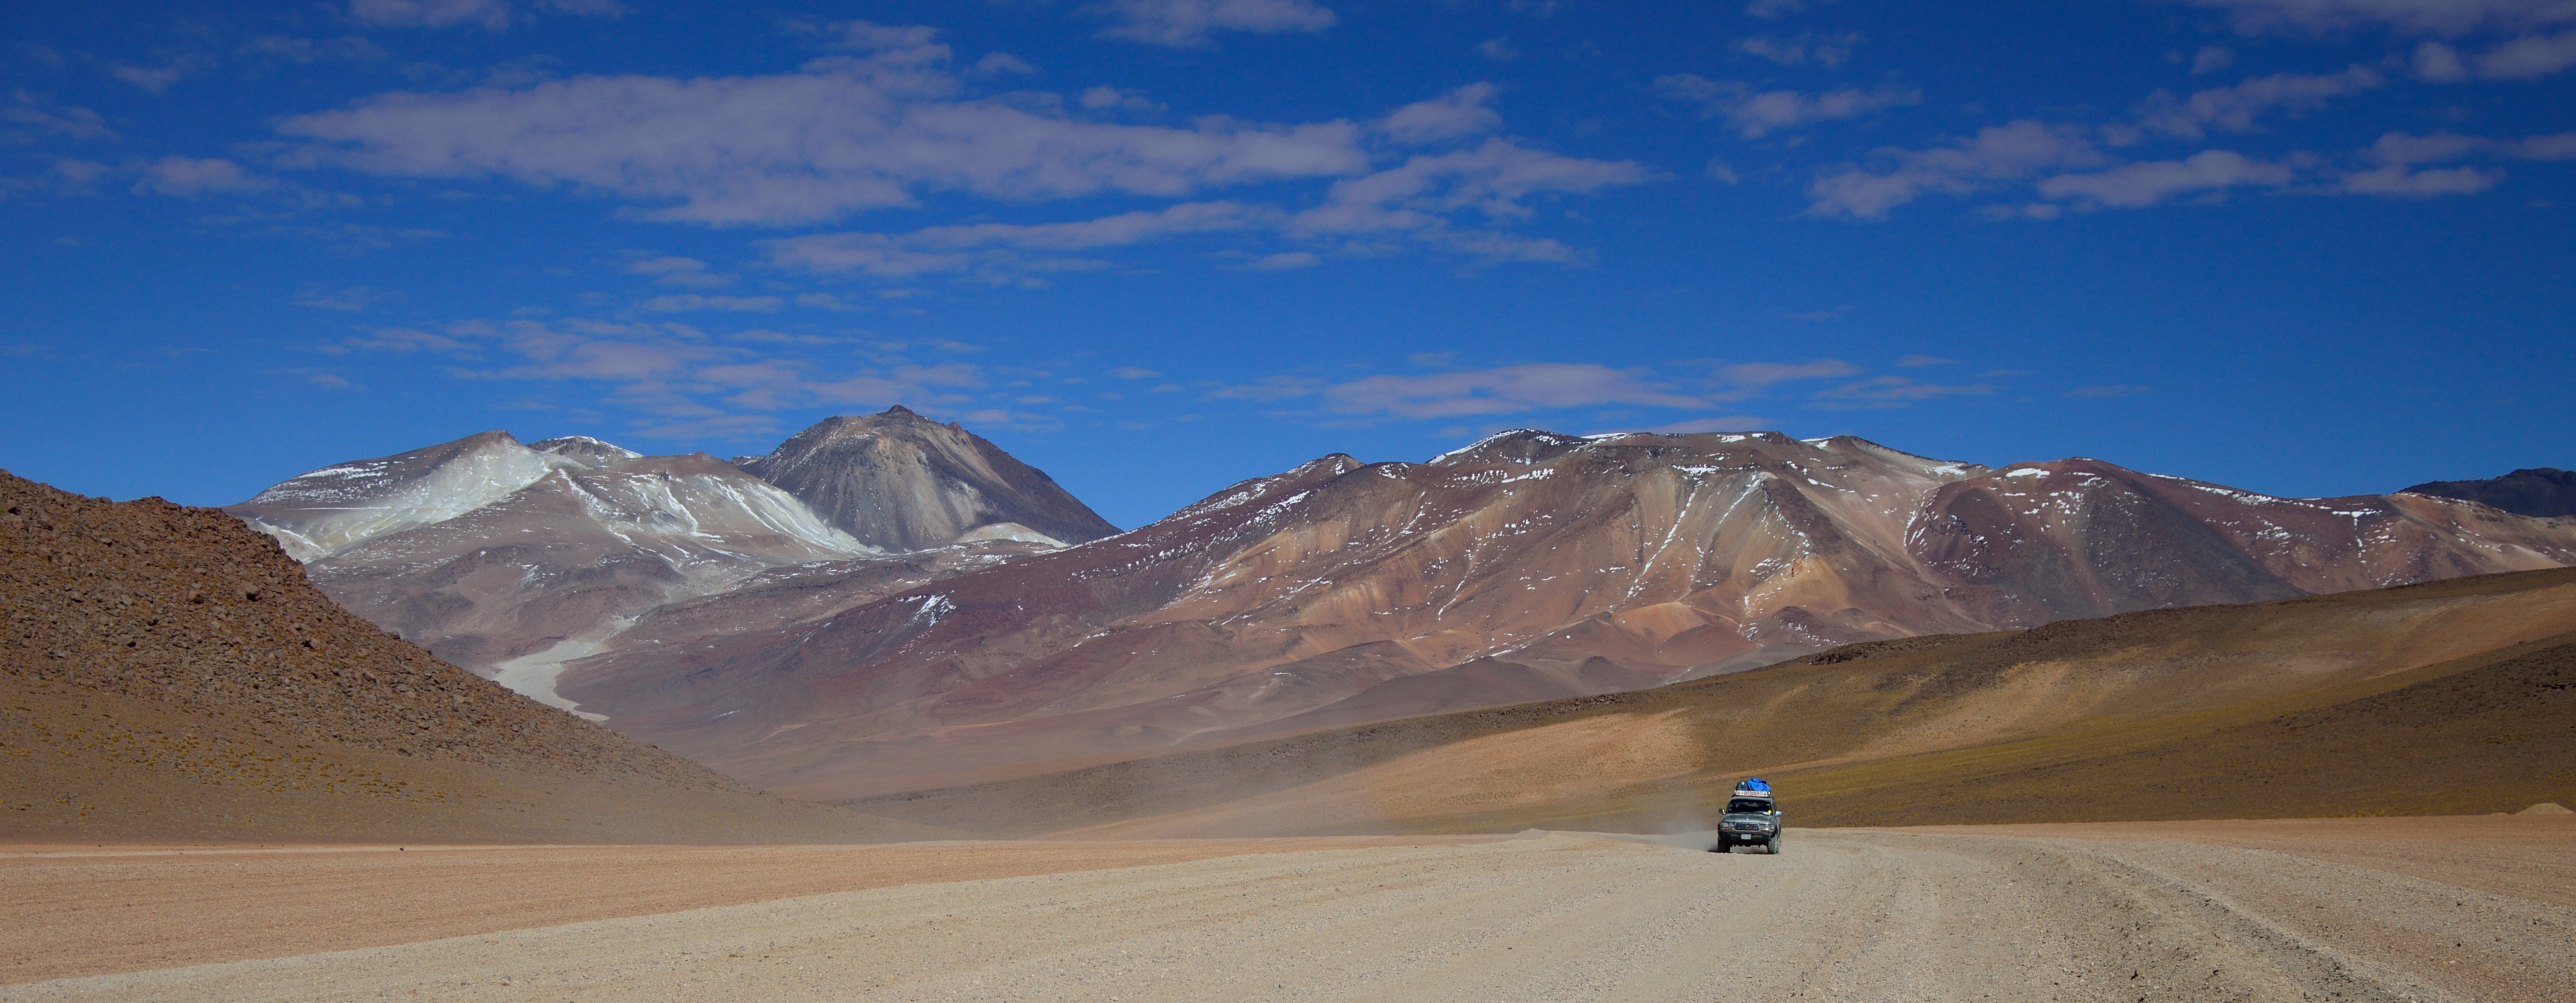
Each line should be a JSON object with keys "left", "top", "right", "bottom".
{"left": 8, "top": 827, "right": 2569, "bottom": 1002}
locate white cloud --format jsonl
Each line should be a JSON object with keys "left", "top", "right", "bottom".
{"left": 973, "top": 53, "right": 1040, "bottom": 76}
{"left": 2036, "top": 150, "right": 2298, "bottom": 206}
{"left": 1745, "top": 0, "right": 1808, "bottom": 18}
{"left": 1310, "top": 363, "right": 1711, "bottom": 419}
{"left": 2476, "top": 28, "right": 2576, "bottom": 77}
{"left": 2364, "top": 131, "right": 2489, "bottom": 164}
{"left": 239, "top": 36, "right": 386, "bottom": 64}
{"left": 295, "top": 286, "right": 385, "bottom": 311}
{"left": 348, "top": 0, "right": 626, "bottom": 30}
{"left": 2517, "top": 131, "right": 2576, "bottom": 158}
{"left": 1735, "top": 33, "right": 1860, "bottom": 68}
{"left": 1246, "top": 250, "right": 1320, "bottom": 269}
{"left": 1807, "top": 120, "right": 2108, "bottom": 218}
{"left": 1080, "top": 85, "right": 1166, "bottom": 113}
{"left": 4, "top": 91, "right": 115, "bottom": 142}
{"left": 1624, "top": 416, "right": 1768, "bottom": 434}
{"left": 1813, "top": 375, "right": 1993, "bottom": 409}
{"left": 1655, "top": 74, "right": 1919, "bottom": 138}
{"left": 278, "top": 44, "right": 1371, "bottom": 225}
{"left": 328, "top": 315, "right": 1018, "bottom": 438}
{"left": 643, "top": 294, "right": 783, "bottom": 312}
{"left": 1477, "top": 38, "right": 1521, "bottom": 61}
{"left": 1376, "top": 83, "right": 1503, "bottom": 145}
{"left": 2177, "top": 0, "right": 2576, "bottom": 36}
{"left": 628, "top": 255, "right": 733, "bottom": 287}
{"left": 2413, "top": 40, "right": 2473, "bottom": 79}
{"left": 108, "top": 55, "right": 216, "bottom": 93}
{"left": 1714, "top": 359, "right": 1860, "bottom": 392}
{"left": 1290, "top": 138, "right": 1653, "bottom": 259}
{"left": 2332, "top": 130, "right": 2508, "bottom": 195}
{"left": 131, "top": 156, "right": 278, "bottom": 197}
{"left": 1086, "top": 0, "right": 1338, "bottom": 48}
{"left": 2135, "top": 65, "right": 2385, "bottom": 139}
{"left": 2190, "top": 45, "right": 2237, "bottom": 74}
{"left": 768, "top": 201, "right": 1267, "bottom": 277}
{"left": 2339, "top": 163, "right": 2499, "bottom": 195}
{"left": 825, "top": 20, "right": 940, "bottom": 52}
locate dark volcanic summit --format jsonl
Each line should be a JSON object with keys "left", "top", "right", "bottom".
{"left": 738, "top": 406, "right": 1120, "bottom": 552}
{"left": 2403, "top": 467, "right": 2576, "bottom": 518}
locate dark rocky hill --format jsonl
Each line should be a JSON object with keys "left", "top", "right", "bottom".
{"left": 2403, "top": 467, "right": 2576, "bottom": 518}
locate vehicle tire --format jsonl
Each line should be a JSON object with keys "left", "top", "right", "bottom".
{"left": 1765, "top": 835, "right": 1781, "bottom": 855}
{"left": 1710, "top": 842, "right": 1729, "bottom": 854}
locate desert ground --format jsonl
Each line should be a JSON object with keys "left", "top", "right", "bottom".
{"left": 5, "top": 814, "right": 2569, "bottom": 1002}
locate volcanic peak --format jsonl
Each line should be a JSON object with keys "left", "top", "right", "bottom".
{"left": 736, "top": 407, "right": 1120, "bottom": 552}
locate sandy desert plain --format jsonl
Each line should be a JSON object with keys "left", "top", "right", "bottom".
{"left": 4, "top": 815, "right": 2574, "bottom": 1002}
{"left": 7, "top": 472, "right": 2576, "bottom": 1001}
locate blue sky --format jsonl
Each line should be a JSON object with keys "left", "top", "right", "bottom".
{"left": 3, "top": 0, "right": 2570, "bottom": 530}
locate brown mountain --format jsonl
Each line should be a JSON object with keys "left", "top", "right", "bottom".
{"left": 551, "top": 430, "right": 2576, "bottom": 799}
{"left": 840, "top": 566, "right": 2576, "bottom": 837}
{"left": 1, "top": 470, "right": 920, "bottom": 844}
{"left": 2402, "top": 467, "right": 2576, "bottom": 518}
{"left": 736, "top": 407, "right": 1121, "bottom": 551}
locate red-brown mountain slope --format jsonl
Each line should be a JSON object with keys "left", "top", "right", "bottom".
{"left": 1, "top": 471, "right": 920, "bottom": 844}
{"left": 554, "top": 430, "right": 2576, "bottom": 798}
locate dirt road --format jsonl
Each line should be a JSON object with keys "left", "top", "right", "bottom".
{"left": 6, "top": 820, "right": 2570, "bottom": 1001}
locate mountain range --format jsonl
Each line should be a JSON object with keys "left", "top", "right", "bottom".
{"left": 224, "top": 414, "right": 2576, "bottom": 800}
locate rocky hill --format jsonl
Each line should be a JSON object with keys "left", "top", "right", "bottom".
{"left": 549, "top": 430, "right": 2576, "bottom": 799}
{"left": 2403, "top": 467, "right": 2576, "bottom": 518}
{"left": 1, "top": 470, "right": 921, "bottom": 844}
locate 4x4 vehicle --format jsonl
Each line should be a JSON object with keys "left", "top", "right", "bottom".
{"left": 1711, "top": 782, "right": 1782, "bottom": 854}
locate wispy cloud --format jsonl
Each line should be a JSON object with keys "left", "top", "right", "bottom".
{"left": 130, "top": 156, "right": 278, "bottom": 197}
{"left": 347, "top": 0, "right": 628, "bottom": 31}
{"left": 1084, "top": 0, "right": 1338, "bottom": 48}
{"left": 2037, "top": 149, "right": 2299, "bottom": 207}
{"left": 2134, "top": 66, "right": 2385, "bottom": 140}
{"left": 2179, "top": 0, "right": 2576, "bottom": 36}
{"left": 1812, "top": 375, "right": 1993, "bottom": 409}
{"left": 1308, "top": 363, "right": 1709, "bottom": 419}
{"left": 1656, "top": 74, "right": 1920, "bottom": 138}
{"left": 278, "top": 39, "right": 1370, "bottom": 226}
{"left": 1734, "top": 33, "right": 1861, "bottom": 68}
{"left": 4, "top": 91, "right": 116, "bottom": 142}
{"left": 643, "top": 294, "right": 783, "bottom": 313}
{"left": 1807, "top": 120, "right": 2108, "bottom": 218}
{"left": 295, "top": 286, "right": 386, "bottom": 311}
